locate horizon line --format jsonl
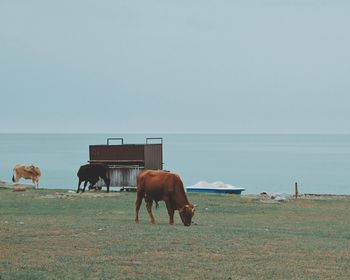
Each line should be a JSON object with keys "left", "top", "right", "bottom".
{"left": 1, "top": 132, "right": 350, "bottom": 135}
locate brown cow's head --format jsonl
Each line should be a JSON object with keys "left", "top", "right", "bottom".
{"left": 179, "top": 204, "right": 195, "bottom": 226}
{"left": 34, "top": 166, "right": 41, "bottom": 177}
{"left": 29, "top": 165, "right": 41, "bottom": 177}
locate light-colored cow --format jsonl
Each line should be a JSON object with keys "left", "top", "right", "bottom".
{"left": 12, "top": 164, "right": 41, "bottom": 188}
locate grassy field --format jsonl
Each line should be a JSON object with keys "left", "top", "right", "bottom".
{"left": 0, "top": 188, "right": 350, "bottom": 280}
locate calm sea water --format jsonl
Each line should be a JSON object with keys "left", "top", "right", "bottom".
{"left": 0, "top": 134, "right": 349, "bottom": 195}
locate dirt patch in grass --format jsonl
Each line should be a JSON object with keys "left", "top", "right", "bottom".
{"left": 35, "top": 191, "right": 123, "bottom": 200}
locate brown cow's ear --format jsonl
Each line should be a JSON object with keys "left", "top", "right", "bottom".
{"left": 185, "top": 205, "right": 194, "bottom": 214}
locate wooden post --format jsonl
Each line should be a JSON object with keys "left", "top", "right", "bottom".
{"left": 295, "top": 182, "right": 298, "bottom": 198}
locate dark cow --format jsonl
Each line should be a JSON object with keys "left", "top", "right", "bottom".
{"left": 76, "top": 164, "right": 110, "bottom": 193}
{"left": 135, "top": 170, "right": 195, "bottom": 226}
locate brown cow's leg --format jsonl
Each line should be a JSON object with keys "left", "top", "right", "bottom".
{"left": 15, "top": 174, "right": 21, "bottom": 184}
{"left": 32, "top": 178, "right": 38, "bottom": 189}
{"left": 145, "top": 198, "right": 156, "bottom": 224}
{"left": 165, "top": 200, "right": 175, "bottom": 225}
{"left": 135, "top": 192, "right": 143, "bottom": 224}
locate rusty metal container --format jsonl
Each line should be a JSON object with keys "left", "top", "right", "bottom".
{"left": 90, "top": 138, "right": 163, "bottom": 190}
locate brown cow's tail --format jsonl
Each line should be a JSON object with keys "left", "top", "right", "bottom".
{"left": 12, "top": 168, "right": 15, "bottom": 182}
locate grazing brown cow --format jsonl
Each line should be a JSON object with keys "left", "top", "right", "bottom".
{"left": 135, "top": 170, "right": 195, "bottom": 226}
{"left": 12, "top": 164, "right": 41, "bottom": 188}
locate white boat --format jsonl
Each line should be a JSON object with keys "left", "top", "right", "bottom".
{"left": 186, "top": 181, "right": 245, "bottom": 195}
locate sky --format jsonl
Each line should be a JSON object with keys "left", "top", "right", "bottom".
{"left": 1, "top": 0, "right": 350, "bottom": 134}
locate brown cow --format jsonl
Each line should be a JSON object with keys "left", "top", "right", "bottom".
{"left": 12, "top": 164, "right": 41, "bottom": 188}
{"left": 135, "top": 170, "right": 195, "bottom": 226}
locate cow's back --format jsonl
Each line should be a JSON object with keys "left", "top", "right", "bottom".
{"left": 137, "top": 170, "right": 184, "bottom": 198}
{"left": 14, "top": 164, "right": 40, "bottom": 176}
{"left": 77, "top": 164, "right": 107, "bottom": 179}
{"left": 14, "top": 164, "right": 25, "bottom": 173}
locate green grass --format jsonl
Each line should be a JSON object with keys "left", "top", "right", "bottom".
{"left": 0, "top": 189, "right": 350, "bottom": 279}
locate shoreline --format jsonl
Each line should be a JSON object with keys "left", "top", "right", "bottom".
{"left": 1, "top": 180, "right": 350, "bottom": 198}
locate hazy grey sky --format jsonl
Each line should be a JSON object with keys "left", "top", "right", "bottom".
{"left": 1, "top": 1, "right": 349, "bottom": 133}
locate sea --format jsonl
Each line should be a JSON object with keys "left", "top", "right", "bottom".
{"left": 0, "top": 133, "right": 349, "bottom": 195}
